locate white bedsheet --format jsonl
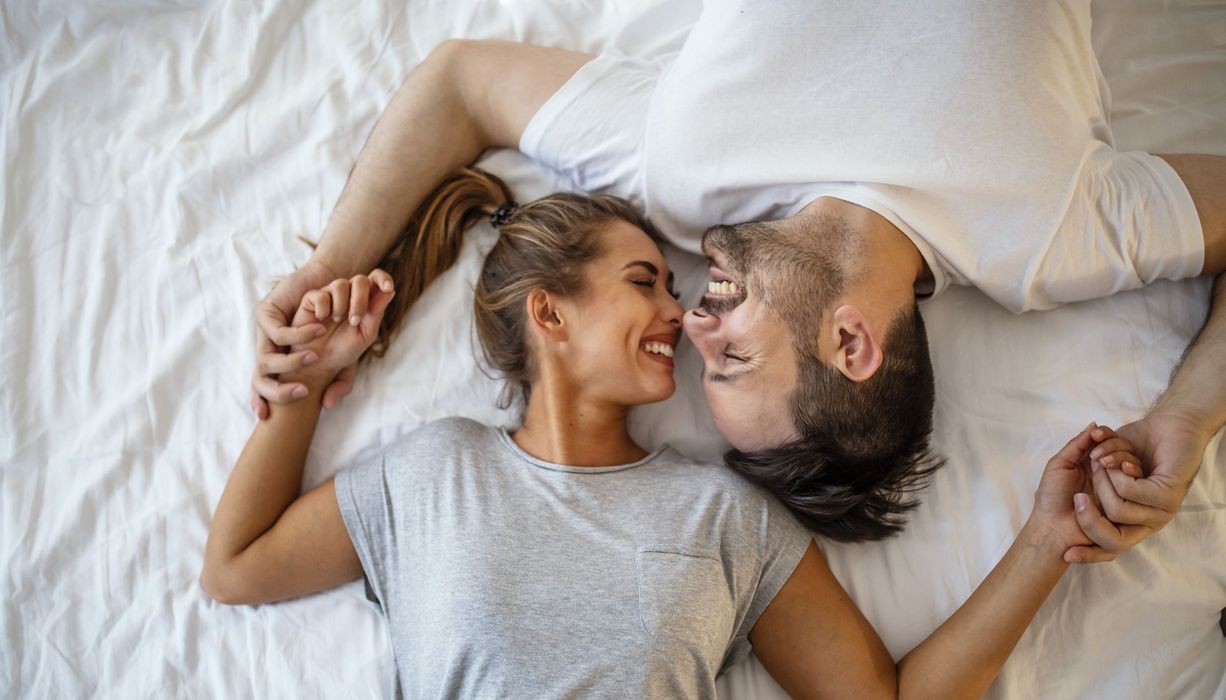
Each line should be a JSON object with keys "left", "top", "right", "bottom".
{"left": 2, "top": 1, "right": 1223, "bottom": 698}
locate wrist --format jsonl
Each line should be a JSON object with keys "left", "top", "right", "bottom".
{"left": 303, "top": 254, "right": 342, "bottom": 281}
{"left": 280, "top": 369, "right": 336, "bottom": 394}
{"left": 1148, "top": 401, "right": 1219, "bottom": 439}
{"left": 1017, "top": 518, "right": 1074, "bottom": 568}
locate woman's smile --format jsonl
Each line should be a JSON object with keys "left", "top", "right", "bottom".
{"left": 639, "top": 333, "right": 677, "bottom": 369}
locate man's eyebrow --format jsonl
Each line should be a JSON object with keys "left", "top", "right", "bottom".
{"left": 705, "top": 368, "right": 750, "bottom": 384}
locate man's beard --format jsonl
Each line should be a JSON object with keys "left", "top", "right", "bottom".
{"left": 700, "top": 225, "right": 754, "bottom": 316}
{"left": 699, "top": 289, "right": 747, "bottom": 316}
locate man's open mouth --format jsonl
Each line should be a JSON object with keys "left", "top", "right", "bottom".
{"left": 701, "top": 264, "right": 747, "bottom": 315}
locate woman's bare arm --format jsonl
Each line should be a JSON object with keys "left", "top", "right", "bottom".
{"left": 205, "top": 274, "right": 395, "bottom": 604}
{"left": 751, "top": 425, "right": 1134, "bottom": 699}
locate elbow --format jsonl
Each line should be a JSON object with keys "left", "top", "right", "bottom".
{"left": 199, "top": 561, "right": 250, "bottom": 606}
{"left": 415, "top": 39, "right": 470, "bottom": 93}
{"left": 417, "top": 39, "right": 494, "bottom": 147}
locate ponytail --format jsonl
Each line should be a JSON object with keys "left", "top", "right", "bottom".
{"left": 369, "top": 167, "right": 512, "bottom": 358}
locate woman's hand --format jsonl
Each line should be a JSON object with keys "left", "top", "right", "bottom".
{"left": 1023, "top": 424, "right": 1144, "bottom": 564}
{"left": 282, "top": 270, "right": 395, "bottom": 390}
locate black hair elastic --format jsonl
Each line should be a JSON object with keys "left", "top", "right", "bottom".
{"left": 490, "top": 201, "right": 519, "bottom": 228}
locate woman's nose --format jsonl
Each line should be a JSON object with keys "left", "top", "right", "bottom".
{"left": 663, "top": 295, "right": 684, "bottom": 327}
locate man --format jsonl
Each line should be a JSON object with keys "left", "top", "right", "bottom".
{"left": 251, "top": 2, "right": 1225, "bottom": 558}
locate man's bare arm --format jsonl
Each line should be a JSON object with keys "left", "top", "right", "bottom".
{"left": 252, "top": 41, "right": 594, "bottom": 415}
{"left": 312, "top": 40, "right": 594, "bottom": 276}
{"left": 1063, "top": 153, "right": 1224, "bottom": 558}
{"left": 1160, "top": 154, "right": 1226, "bottom": 276}
{"left": 1069, "top": 273, "right": 1225, "bottom": 561}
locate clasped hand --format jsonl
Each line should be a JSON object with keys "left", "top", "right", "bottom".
{"left": 275, "top": 269, "right": 396, "bottom": 391}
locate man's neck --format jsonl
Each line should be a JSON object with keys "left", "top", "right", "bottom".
{"left": 800, "top": 195, "right": 930, "bottom": 289}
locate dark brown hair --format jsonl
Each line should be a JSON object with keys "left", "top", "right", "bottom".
{"left": 373, "top": 167, "right": 657, "bottom": 406}
{"left": 725, "top": 306, "right": 942, "bottom": 541}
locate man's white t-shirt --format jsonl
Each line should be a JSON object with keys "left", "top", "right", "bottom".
{"left": 521, "top": 0, "right": 1204, "bottom": 312}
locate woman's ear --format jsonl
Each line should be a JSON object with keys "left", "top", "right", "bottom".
{"left": 830, "top": 304, "right": 883, "bottom": 382}
{"left": 526, "top": 289, "right": 567, "bottom": 341}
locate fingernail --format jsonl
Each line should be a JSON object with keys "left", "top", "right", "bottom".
{"left": 1101, "top": 455, "right": 1114, "bottom": 467}
{"left": 381, "top": 282, "right": 392, "bottom": 291}
{"left": 1092, "top": 428, "right": 1104, "bottom": 439}
{"left": 333, "top": 315, "right": 343, "bottom": 323}
{"left": 350, "top": 315, "right": 361, "bottom": 326}
{"left": 1068, "top": 554, "right": 1082, "bottom": 564}
{"left": 1091, "top": 460, "right": 1100, "bottom": 473}
{"left": 304, "top": 352, "right": 318, "bottom": 365}
{"left": 1075, "top": 494, "right": 1088, "bottom": 512}
{"left": 1090, "top": 448, "right": 1102, "bottom": 459}
{"left": 292, "top": 386, "right": 308, "bottom": 399}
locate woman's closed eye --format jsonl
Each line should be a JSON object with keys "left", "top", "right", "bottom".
{"left": 632, "top": 278, "right": 681, "bottom": 300}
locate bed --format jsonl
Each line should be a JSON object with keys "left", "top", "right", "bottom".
{"left": 2, "top": 0, "right": 1223, "bottom": 697}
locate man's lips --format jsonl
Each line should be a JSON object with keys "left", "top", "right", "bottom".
{"left": 709, "top": 265, "right": 737, "bottom": 285}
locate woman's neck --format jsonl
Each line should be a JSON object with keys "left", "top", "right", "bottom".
{"left": 512, "top": 380, "right": 648, "bottom": 468}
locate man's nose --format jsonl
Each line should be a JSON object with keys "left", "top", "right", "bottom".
{"left": 685, "top": 307, "right": 719, "bottom": 329}
{"left": 682, "top": 308, "right": 721, "bottom": 351}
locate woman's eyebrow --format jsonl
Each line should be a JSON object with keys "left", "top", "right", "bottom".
{"left": 621, "top": 260, "right": 674, "bottom": 286}
{"left": 622, "top": 260, "right": 659, "bottom": 275}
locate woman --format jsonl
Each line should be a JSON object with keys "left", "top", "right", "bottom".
{"left": 203, "top": 168, "right": 1140, "bottom": 699}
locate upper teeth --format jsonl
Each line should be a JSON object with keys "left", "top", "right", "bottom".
{"left": 708, "top": 280, "right": 739, "bottom": 295}
{"left": 643, "top": 342, "right": 675, "bottom": 358}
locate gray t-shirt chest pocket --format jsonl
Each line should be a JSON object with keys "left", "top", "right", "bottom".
{"left": 636, "top": 544, "right": 735, "bottom": 655}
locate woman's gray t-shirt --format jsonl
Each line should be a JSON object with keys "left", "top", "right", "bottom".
{"left": 333, "top": 416, "right": 812, "bottom": 699}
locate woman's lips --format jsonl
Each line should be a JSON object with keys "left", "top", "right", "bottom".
{"left": 640, "top": 332, "right": 678, "bottom": 369}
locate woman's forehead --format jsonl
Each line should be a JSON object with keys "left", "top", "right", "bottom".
{"left": 600, "top": 220, "right": 666, "bottom": 269}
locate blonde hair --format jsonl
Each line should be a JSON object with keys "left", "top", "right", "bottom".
{"left": 373, "top": 167, "right": 657, "bottom": 407}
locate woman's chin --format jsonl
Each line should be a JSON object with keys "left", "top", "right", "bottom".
{"left": 632, "top": 378, "right": 676, "bottom": 406}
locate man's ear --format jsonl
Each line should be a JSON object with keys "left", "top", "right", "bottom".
{"left": 830, "top": 304, "right": 882, "bottom": 382}
{"left": 526, "top": 289, "right": 567, "bottom": 341}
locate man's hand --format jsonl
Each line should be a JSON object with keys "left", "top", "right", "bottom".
{"left": 252, "top": 259, "right": 342, "bottom": 419}
{"left": 1064, "top": 411, "right": 1211, "bottom": 563}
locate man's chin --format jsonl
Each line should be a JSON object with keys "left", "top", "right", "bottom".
{"left": 715, "top": 421, "right": 769, "bottom": 453}
{"left": 716, "top": 419, "right": 790, "bottom": 454}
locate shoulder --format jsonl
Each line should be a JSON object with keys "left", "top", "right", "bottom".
{"left": 414, "top": 415, "right": 492, "bottom": 442}
{"left": 651, "top": 447, "right": 782, "bottom": 512}
{"left": 371, "top": 416, "right": 496, "bottom": 464}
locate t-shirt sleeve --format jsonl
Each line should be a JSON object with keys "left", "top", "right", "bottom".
{"left": 1027, "top": 143, "right": 1205, "bottom": 310}
{"left": 721, "top": 492, "right": 814, "bottom": 672}
{"left": 333, "top": 443, "right": 398, "bottom": 610}
{"left": 518, "top": 50, "right": 659, "bottom": 206}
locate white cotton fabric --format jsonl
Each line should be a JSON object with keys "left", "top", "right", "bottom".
{"left": 2, "top": 1, "right": 1224, "bottom": 699}
{"left": 525, "top": 0, "right": 1205, "bottom": 313}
